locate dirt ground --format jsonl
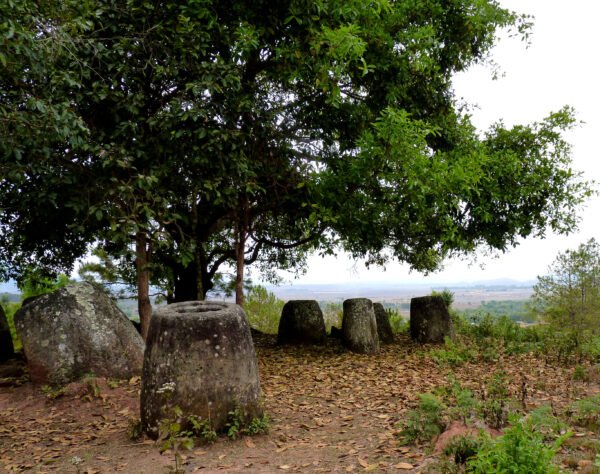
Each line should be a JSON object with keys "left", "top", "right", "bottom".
{"left": 1, "top": 334, "right": 598, "bottom": 473}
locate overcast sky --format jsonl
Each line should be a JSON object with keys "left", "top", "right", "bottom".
{"left": 274, "top": 0, "right": 600, "bottom": 285}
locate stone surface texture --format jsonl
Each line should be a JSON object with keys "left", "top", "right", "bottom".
{"left": 342, "top": 298, "right": 380, "bottom": 354}
{"left": 410, "top": 295, "right": 454, "bottom": 343}
{"left": 277, "top": 300, "right": 327, "bottom": 345}
{"left": 141, "top": 301, "right": 262, "bottom": 437}
{"left": 373, "top": 303, "right": 394, "bottom": 344}
{"left": 14, "top": 282, "right": 144, "bottom": 384}
{"left": 0, "top": 304, "right": 15, "bottom": 362}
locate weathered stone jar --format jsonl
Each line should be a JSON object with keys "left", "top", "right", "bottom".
{"left": 410, "top": 295, "right": 454, "bottom": 343}
{"left": 277, "top": 300, "right": 327, "bottom": 345}
{"left": 342, "top": 298, "right": 380, "bottom": 354}
{"left": 141, "top": 301, "right": 262, "bottom": 437}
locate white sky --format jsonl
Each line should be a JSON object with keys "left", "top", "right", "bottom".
{"left": 275, "top": 0, "right": 600, "bottom": 285}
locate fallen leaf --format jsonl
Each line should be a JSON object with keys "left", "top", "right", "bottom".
{"left": 394, "top": 462, "right": 413, "bottom": 470}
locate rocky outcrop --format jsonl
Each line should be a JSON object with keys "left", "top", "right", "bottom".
{"left": 373, "top": 303, "right": 394, "bottom": 344}
{"left": 14, "top": 282, "right": 144, "bottom": 384}
{"left": 0, "top": 304, "right": 15, "bottom": 362}
{"left": 342, "top": 298, "right": 379, "bottom": 354}
{"left": 277, "top": 300, "right": 327, "bottom": 345}
{"left": 141, "top": 301, "right": 262, "bottom": 437}
{"left": 410, "top": 295, "right": 454, "bottom": 343}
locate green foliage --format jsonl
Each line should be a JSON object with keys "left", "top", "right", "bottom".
{"left": 480, "top": 371, "right": 511, "bottom": 429}
{"left": 19, "top": 271, "right": 71, "bottom": 300}
{"left": 244, "top": 286, "right": 285, "bottom": 334}
{"left": 0, "top": 0, "right": 591, "bottom": 310}
{"left": 531, "top": 239, "right": 600, "bottom": 356}
{"left": 431, "top": 289, "right": 455, "bottom": 308}
{"left": 430, "top": 337, "right": 476, "bottom": 367}
{"left": 573, "top": 365, "right": 588, "bottom": 382}
{"left": 0, "top": 300, "right": 21, "bottom": 351}
{"left": 41, "top": 384, "right": 67, "bottom": 400}
{"left": 387, "top": 308, "right": 409, "bottom": 334}
{"left": 399, "top": 394, "right": 446, "bottom": 444}
{"left": 225, "top": 407, "right": 269, "bottom": 440}
{"left": 467, "top": 415, "right": 569, "bottom": 474}
{"left": 444, "top": 377, "right": 479, "bottom": 424}
{"left": 188, "top": 416, "right": 218, "bottom": 444}
{"left": 569, "top": 395, "right": 600, "bottom": 431}
{"left": 443, "top": 435, "right": 482, "bottom": 465}
{"left": 527, "top": 406, "right": 568, "bottom": 442}
{"left": 460, "top": 299, "right": 534, "bottom": 323}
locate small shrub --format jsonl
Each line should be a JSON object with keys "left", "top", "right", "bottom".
{"left": 444, "top": 377, "right": 479, "bottom": 424}
{"left": 244, "top": 414, "right": 270, "bottom": 436}
{"left": 573, "top": 364, "right": 588, "bottom": 382}
{"left": 127, "top": 418, "right": 144, "bottom": 441}
{"left": 399, "top": 393, "right": 446, "bottom": 444}
{"left": 480, "top": 371, "right": 511, "bottom": 429}
{"left": 467, "top": 415, "right": 569, "bottom": 474}
{"left": 430, "top": 337, "right": 475, "bottom": 367}
{"left": 443, "top": 435, "right": 482, "bottom": 464}
{"left": 188, "top": 416, "right": 217, "bottom": 444}
{"left": 387, "top": 309, "right": 409, "bottom": 334}
{"left": 569, "top": 395, "right": 600, "bottom": 431}
{"left": 41, "top": 384, "right": 66, "bottom": 399}
{"left": 528, "top": 406, "right": 568, "bottom": 442}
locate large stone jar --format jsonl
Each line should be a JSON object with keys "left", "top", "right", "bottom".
{"left": 410, "top": 295, "right": 454, "bottom": 343}
{"left": 342, "top": 298, "right": 380, "bottom": 354}
{"left": 277, "top": 300, "right": 327, "bottom": 345}
{"left": 141, "top": 301, "right": 262, "bottom": 437}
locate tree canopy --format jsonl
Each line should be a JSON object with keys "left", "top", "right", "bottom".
{"left": 0, "top": 0, "right": 592, "bottom": 313}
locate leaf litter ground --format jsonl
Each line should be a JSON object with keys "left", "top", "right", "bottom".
{"left": 1, "top": 334, "right": 598, "bottom": 473}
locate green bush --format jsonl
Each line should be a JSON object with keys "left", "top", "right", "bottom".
{"left": 443, "top": 435, "right": 482, "bottom": 465}
{"left": 430, "top": 337, "right": 476, "bottom": 367}
{"left": 467, "top": 416, "right": 569, "bottom": 474}
{"left": 569, "top": 395, "right": 600, "bottom": 431}
{"left": 399, "top": 393, "right": 446, "bottom": 444}
{"left": 387, "top": 308, "right": 409, "bottom": 334}
{"left": 244, "top": 285, "right": 285, "bottom": 334}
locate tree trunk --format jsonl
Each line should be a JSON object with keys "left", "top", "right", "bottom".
{"left": 136, "top": 231, "right": 152, "bottom": 341}
{"left": 235, "top": 196, "right": 249, "bottom": 306}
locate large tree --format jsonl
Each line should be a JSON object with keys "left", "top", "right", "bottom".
{"left": 0, "top": 0, "right": 592, "bottom": 322}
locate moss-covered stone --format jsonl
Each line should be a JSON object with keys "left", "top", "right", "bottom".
{"left": 0, "top": 304, "right": 15, "bottom": 362}
{"left": 14, "top": 282, "right": 144, "bottom": 384}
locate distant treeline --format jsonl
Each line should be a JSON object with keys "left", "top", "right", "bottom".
{"left": 459, "top": 300, "right": 534, "bottom": 323}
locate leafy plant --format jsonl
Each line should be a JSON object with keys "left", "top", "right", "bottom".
{"left": 569, "top": 395, "right": 600, "bottom": 431}
{"left": 188, "top": 416, "right": 218, "bottom": 444}
{"left": 443, "top": 435, "right": 482, "bottom": 464}
{"left": 467, "top": 415, "right": 570, "bottom": 474}
{"left": 430, "top": 337, "right": 475, "bottom": 367}
{"left": 480, "top": 371, "right": 511, "bottom": 429}
{"left": 41, "top": 384, "right": 66, "bottom": 400}
{"left": 387, "top": 308, "right": 409, "bottom": 334}
{"left": 127, "top": 419, "right": 144, "bottom": 441}
{"left": 399, "top": 394, "right": 446, "bottom": 444}
{"left": 573, "top": 364, "right": 588, "bottom": 382}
